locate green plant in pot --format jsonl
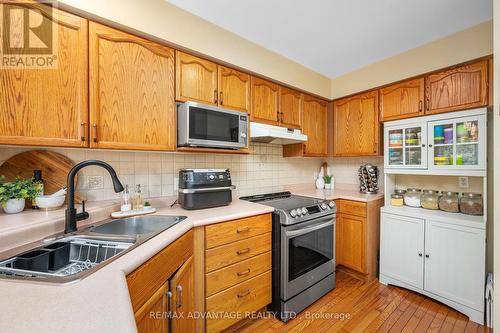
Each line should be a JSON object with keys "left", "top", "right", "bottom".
{"left": 0, "top": 176, "right": 43, "bottom": 214}
{"left": 323, "top": 175, "right": 333, "bottom": 190}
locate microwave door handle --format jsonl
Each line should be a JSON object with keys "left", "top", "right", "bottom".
{"left": 286, "top": 220, "right": 333, "bottom": 238}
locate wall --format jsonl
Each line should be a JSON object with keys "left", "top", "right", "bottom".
{"left": 0, "top": 146, "right": 383, "bottom": 201}
{"left": 493, "top": 0, "right": 499, "bottom": 328}
{"left": 330, "top": 21, "right": 493, "bottom": 99}
{"left": 57, "top": 0, "right": 331, "bottom": 98}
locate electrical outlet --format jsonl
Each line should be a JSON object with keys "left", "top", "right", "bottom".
{"left": 87, "top": 176, "right": 104, "bottom": 189}
{"left": 458, "top": 176, "right": 469, "bottom": 188}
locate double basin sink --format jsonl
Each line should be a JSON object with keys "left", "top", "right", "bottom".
{"left": 0, "top": 215, "right": 186, "bottom": 283}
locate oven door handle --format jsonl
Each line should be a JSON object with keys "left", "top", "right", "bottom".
{"left": 286, "top": 220, "right": 333, "bottom": 238}
{"left": 178, "top": 185, "right": 236, "bottom": 194}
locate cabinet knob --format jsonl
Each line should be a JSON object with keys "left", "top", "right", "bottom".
{"left": 419, "top": 100, "right": 423, "bottom": 112}
{"left": 220, "top": 91, "right": 223, "bottom": 105}
{"left": 214, "top": 90, "right": 218, "bottom": 104}
{"left": 237, "top": 247, "right": 250, "bottom": 255}
{"left": 421, "top": 144, "right": 426, "bottom": 148}
{"left": 92, "top": 124, "right": 98, "bottom": 143}
{"left": 418, "top": 253, "right": 423, "bottom": 257}
{"left": 176, "top": 285, "right": 183, "bottom": 308}
{"left": 80, "top": 122, "right": 86, "bottom": 142}
{"left": 425, "top": 254, "right": 430, "bottom": 258}
{"left": 426, "top": 98, "right": 430, "bottom": 111}
{"left": 428, "top": 144, "right": 433, "bottom": 148}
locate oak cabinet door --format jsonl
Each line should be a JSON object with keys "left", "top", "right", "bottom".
{"left": 176, "top": 51, "right": 218, "bottom": 105}
{"left": 279, "top": 87, "right": 303, "bottom": 129}
{"left": 0, "top": 4, "right": 88, "bottom": 147}
{"left": 380, "top": 77, "right": 424, "bottom": 122}
{"left": 333, "top": 91, "right": 380, "bottom": 156}
{"left": 89, "top": 22, "right": 176, "bottom": 151}
{"left": 425, "top": 60, "right": 488, "bottom": 115}
{"left": 336, "top": 214, "right": 366, "bottom": 273}
{"left": 136, "top": 283, "right": 168, "bottom": 333}
{"left": 250, "top": 77, "right": 279, "bottom": 124}
{"left": 302, "top": 95, "right": 327, "bottom": 156}
{"left": 170, "top": 257, "right": 195, "bottom": 333}
{"left": 218, "top": 65, "right": 250, "bottom": 112}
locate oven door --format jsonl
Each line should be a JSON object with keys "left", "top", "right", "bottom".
{"left": 179, "top": 102, "right": 247, "bottom": 149}
{"left": 281, "top": 215, "right": 335, "bottom": 301}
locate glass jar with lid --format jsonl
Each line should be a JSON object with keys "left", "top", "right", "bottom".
{"left": 421, "top": 190, "right": 440, "bottom": 210}
{"left": 403, "top": 188, "right": 421, "bottom": 207}
{"left": 460, "top": 193, "right": 483, "bottom": 216}
{"left": 390, "top": 194, "right": 404, "bottom": 207}
{"left": 394, "top": 189, "right": 407, "bottom": 196}
{"left": 438, "top": 191, "right": 459, "bottom": 213}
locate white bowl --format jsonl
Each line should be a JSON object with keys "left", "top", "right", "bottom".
{"left": 35, "top": 195, "right": 66, "bottom": 210}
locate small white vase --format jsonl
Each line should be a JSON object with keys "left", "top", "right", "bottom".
{"left": 315, "top": 177, "right": 325, "bottom": 189}
{"left": 324, "top": 183, "right": 332, "bottom": 190}
{"left": 4, "top": 198, "right": 25, "bottom": 214}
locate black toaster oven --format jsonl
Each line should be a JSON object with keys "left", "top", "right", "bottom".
{"left": 178, "top": 169, "right": 235, "bottom": 210}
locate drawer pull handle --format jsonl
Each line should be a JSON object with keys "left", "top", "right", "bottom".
{"left": 237, "top": 248, "right": 250, "bottom": 255}
{"left": 237, "top": 227, "right": 250, "bottom": 234}
{"left": 237, "top": 268, "right": 251, "bottom": 277}
{"left": 237, "top": 289, "right": 250, "bottom": 298}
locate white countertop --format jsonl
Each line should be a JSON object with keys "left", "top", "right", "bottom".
{"left": 0, "top": 198, "right": 274, "bottom": 333}
{"left": 285, "top": 183, "right": 384, "bottom": 203}
{"left": 0, "top": 185, "right": 383, "bottom": 332}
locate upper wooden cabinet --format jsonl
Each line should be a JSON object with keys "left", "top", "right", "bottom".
{"left": 282, "top": 95, "right": 327, "bottom": 157}
{"left": 279, "top": 87, "right": 303, "bottom": 129}
{"left": 250, "top": 77, "right": 280, "bottom": 124}
{"left": 176, "top": 52, "right": 250, "bottom": 112}
{"left": 425, "top": 60, "right": 488, "bottom": 115}
{"left": 0, "top": 5, "right": 88, "bottom": 148}
{"left": 89, "top": 22, "right": 176, "bottom": 151}
{"left": 302, "top": 96, "right": 328, "bottom": 156}
{"left": 175, "top": 51, "right": 218, "bottom": 105}
{"left": 380, "top": 77, "right": 424, "bottom": 122}
{"left": 218, "top": 65, "right": 250, "bottom": 112}
{"left": 333, "top": 91, "right": 380, "bottom": 156}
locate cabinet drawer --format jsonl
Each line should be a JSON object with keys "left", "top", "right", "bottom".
{"left": 206, "top": 251, "right": 271, "bottom": 297}
{"left": 336, "top": 200, "right": 367, "bottom": 217}
{"left": 205, "top": 213, "right": 271, "bottom": 249}
{"left": 205, "top": 233, "right": 271, "bottom": 273}
{"left": 206, "top": 271, "right": 272, "bottom": 333}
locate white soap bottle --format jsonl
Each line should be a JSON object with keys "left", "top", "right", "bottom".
{"left": 121, "top": 184, "right": 132, "bottom": 212}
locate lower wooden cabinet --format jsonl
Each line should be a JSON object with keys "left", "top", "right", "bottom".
{"left": 335, "top": 199, "right": 383, "bottom": 281}
{"left": 127, "top": 230, "right": 194, "bottom": 333}
{"left": 203, "top": 213, "right": 272, "bottom": 333}
{"left": 380, "top": 211, "right": 485, "bottom": 323}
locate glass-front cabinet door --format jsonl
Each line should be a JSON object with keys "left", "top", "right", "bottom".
{"left": 384, "top": 123, "right": 427, "bottom": 169}
{"left": 427, "top": 115, "right": 486, "bottom": 170}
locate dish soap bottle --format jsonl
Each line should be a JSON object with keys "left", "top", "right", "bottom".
{"left": 133, "top": 184, "right": 143, "bottom": 210}
{"left": 32, "top": 170, "right": 44, "bottom": 209}
{"left": 121, "top": 185, "right": 131, "bottom": 212}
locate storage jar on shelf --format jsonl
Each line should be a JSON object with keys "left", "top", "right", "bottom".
{"left": 390, "top": 194, "right": 404, "bottom": 207}
{"left": 403, "top": 188, "right": 421, "bottom": 207}
{"left": 460, "top": 193, "right": 483, "bottom": 216}
{"left": 421, "top": 190, "right": 440, "bottom": 210}
{"left": 438, "top": 191, "right": 460, "bottom": 213}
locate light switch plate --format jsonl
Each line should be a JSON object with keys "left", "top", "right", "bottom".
{"left": 458, "top": 176, "right": 469, "bottom": 188}
{"left": 173, "top": 177, "right": 179, "bottom": 191}
{"left": 87, "top": 176, "right": 104, "bottom": 189}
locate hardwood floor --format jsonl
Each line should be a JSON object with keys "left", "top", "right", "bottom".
{"left": 233, "top": 271, "right": 490, "bottom": 333}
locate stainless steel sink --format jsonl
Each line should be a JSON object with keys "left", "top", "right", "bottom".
{"left": 90, "top": 215, "right": 186, "bottom": 236}
{"left": 0, "top": 215, "right": 187, "bottom": 284}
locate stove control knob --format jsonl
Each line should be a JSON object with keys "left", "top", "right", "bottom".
{"left": 320, "top": 203, "right": 328, "bottom": 210}
{"left": 328, "top": 201, "right": 335, "bottom": 208}
{"left": 297, "top": 209, "right": 303, "bottom": 216}
{"left": 301, "top": 207, "right": 308, "bottom": 215}
{"left": 290, "top": 209, "right": 297, "bottom": 218}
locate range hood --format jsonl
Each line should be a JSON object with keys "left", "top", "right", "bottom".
{"left": 250, "top": 122, "right": 307, "bottom": 144}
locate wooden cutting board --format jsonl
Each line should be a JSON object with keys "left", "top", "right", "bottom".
{"left": 0, "top": 150, "right": 82, "bottom": 203}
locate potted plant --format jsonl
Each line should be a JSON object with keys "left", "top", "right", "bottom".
{"left": 323, "top": 175, "right": 333, "bottom": 190}
{"left": 0, "top": 177, "right": 42, "bottom": 214}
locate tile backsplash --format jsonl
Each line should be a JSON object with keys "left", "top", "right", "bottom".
{"left": 0, "top": 145, "right": 383, "bottom": 201}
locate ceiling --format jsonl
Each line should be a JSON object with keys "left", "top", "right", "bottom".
{"left": 165, "top": 0, "right": 492, "bottom": 78}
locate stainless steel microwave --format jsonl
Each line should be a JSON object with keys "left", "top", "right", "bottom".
{"left": 177, "top": 101, "right": 248, "bottom": 149}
